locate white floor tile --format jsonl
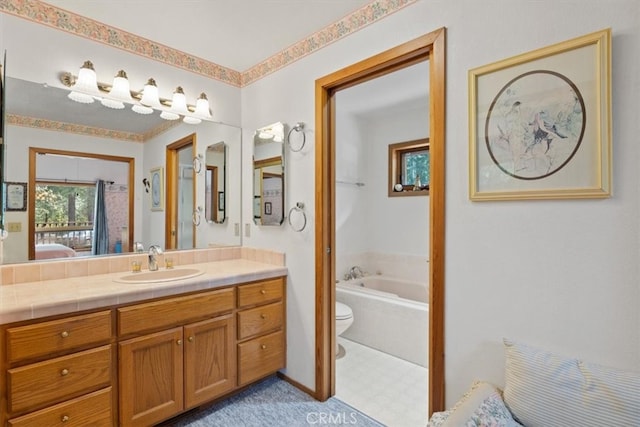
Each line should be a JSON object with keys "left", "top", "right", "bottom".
{"left": 335, "top": 337, "right": 428, "bottom": 427}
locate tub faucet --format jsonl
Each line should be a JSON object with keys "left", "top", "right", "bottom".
{"left": 148, "top": 245, "right": 163, "bottom": 271}
{"left": 345, "top": 266, "right": 365, "bottom": 280}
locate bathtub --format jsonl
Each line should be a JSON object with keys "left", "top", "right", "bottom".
{"left": 336, "top": 276, "right": 428, "bottom": 367}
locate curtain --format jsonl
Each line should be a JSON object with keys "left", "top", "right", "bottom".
{"left": 92, "top": 179, "right": 109, "bottom": 255}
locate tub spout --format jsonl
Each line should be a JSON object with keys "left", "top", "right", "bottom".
{"left": 345, "top": 266, "right": 365, "bottom": 280}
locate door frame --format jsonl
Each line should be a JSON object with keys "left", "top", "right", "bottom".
{"left": 314, "top": 28, "right": 446, "bottom": 414}
{"left": 165, "top": 133, "right": 197, "bottom": 250}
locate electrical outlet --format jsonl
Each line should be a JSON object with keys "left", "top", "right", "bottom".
{"left": 234, "top": 223, "right": 240, "bottom": 237}
{"left": 7, "top": 222, "right": 22, "bottom": 232}
{"left": 244, "top": 223, "right": 251, "bottom": 238}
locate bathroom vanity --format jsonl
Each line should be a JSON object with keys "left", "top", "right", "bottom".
{"left": 0, "top": 248, "right": 287, "bottom": 426}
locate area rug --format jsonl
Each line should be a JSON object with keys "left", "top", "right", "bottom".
{"left": 161, "top": 376, "right": 384, "bottom": 426}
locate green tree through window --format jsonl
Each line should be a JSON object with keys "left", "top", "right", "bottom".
{"left": 35, "top": 184, "right": 95, "bottom": 225}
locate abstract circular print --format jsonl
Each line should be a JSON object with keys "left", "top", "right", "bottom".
{"left": 484, "top": 70, "right": 585, "bottom": 180}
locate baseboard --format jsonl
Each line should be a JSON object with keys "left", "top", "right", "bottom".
{"left": 276, "top": 372, "right": 318, "bottom": 399}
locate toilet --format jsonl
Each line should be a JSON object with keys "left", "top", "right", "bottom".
{"left": 335, "top": 301, "right": 354, "bottom": 356}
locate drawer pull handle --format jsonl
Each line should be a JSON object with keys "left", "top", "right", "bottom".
{"left": 177, "top": 339, "right": 182, "bottom": 345}
{"left": 61, "top": 415, "right": 70, "bottom": 422}
{"left": 60, "top": 331, "right": 69, "bottom": 338}
{"left": 261, "top": 344, "right": 267, "bottom": 350}
{"left": 60, "top": 368, "right": 69, "bottom": 376}
{"left": 188, "top": 336, "right": 194, "bottom": 342}
{"left": 261, "top": 314, "right": 266, "bottom": 319}
{"left": 260, "top": 289, "right": 267, "bottom": 295}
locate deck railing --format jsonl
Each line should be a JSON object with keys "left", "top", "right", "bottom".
{"left": 35, "top": 222, "right": 94, "bottom": 252}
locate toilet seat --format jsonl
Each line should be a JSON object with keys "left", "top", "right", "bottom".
{"left": 336, "top": 301, "right": 353, "bottom": 320}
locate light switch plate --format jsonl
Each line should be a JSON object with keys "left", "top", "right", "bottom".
{"left": 7, "top": 222, "right": 21, "bottom": 232}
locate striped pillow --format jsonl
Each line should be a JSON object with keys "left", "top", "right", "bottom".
{"left": 503, "top": 338, "right": 640, "bottom": 427}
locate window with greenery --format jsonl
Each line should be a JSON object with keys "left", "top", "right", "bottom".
{"left": 388, "top": 138, "right": 430, "bottom": 197}
{"left": 35, "top": 183, "right": 95, "bottom": 226}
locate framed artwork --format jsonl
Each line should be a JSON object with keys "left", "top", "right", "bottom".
{"left": 149, "top": 167, "right": 164, "bottom": 211}
{"left": 5, "top": 182, "right": 27, "bottom": 211}
{"left": 218, "top": 191, "right": 225, "bottom": 211}
{"left": 469, "top": 28, "right": 611, "bottom": 201}
{"left": 264, "top": 202, "right": 272, "bottom": 215}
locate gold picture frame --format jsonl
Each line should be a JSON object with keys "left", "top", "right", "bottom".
{"left": 469, "top": 28, "right": 612, "bottom": 201}
{"left": 149, "top": 167, "right": 164, "bottom": 211}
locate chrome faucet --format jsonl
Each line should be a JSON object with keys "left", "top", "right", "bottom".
{"left": 148, "top": 245, "right": 163, "bottom": 271}
{"left": 344, "top": 266, "right": 365, "bottom": 280}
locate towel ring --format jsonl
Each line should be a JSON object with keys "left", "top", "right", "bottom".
{"left": 287, "top": 122, "right": 305, "bottom": 152}
{"left": 192, "top": 206, "right": 202, "bottom": 226}
{"left": 288, "top": 202, "right": 307, "bottom": 232}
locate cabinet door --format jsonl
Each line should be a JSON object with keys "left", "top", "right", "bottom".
{"left": 184, "top": 314, "right": 236, "bottom": 409}
{"left": 118, "top": 328, "right": 183, "bottom": 427}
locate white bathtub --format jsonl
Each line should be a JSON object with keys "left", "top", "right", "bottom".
{"left": 336, "top": 275, "right": 428, "bottom": 367}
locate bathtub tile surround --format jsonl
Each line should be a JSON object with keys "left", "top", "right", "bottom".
{"left": 337, "top": 279, "right": 428, "bottom": 367}
{"left": 0, "top": 247, "right": 284, "bottom": 286}
{"left": 337, "top": 251, "right": 428, "bottom": 284}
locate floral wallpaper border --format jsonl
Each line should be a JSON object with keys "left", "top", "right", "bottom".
{"left": 7, "top": 114, "right": 145, "bottom": 142}
{"left": 0, "top": 0, "right": 416, "bottom": 88}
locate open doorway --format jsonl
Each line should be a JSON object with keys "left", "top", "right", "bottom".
{"left": 314, "top": 28, "right": 446, "bottom": 417}
{"left": 165, "top": 133, "right": 196, "bottom": 250}
{"left": 28, "top": 147, "right": 134, "bottom": 260}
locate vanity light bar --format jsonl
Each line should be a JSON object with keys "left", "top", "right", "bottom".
{"left": 59, "top": 67, "right": 212, "bottom": 122}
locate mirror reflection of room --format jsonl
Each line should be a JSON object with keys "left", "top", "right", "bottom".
{"left": 253, "top": 122, "right": 285, "bottom": 226}
{"left": 31, "top": 149, "right": 132, "bottom": 261}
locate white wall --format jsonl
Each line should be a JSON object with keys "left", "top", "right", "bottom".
{"left": 242, "top": 0, "right": 640, "bottom": 404}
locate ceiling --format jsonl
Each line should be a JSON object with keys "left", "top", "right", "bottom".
{"left": 41, "top": 0, "right": 373, "bottom": 72}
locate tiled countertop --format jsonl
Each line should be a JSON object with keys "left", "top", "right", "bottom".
{"left": 0, "top": 258, "right": 287, "bottom": 325}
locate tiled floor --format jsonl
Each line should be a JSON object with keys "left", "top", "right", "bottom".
{"left": 335, "top": 337, "right": 429, "bottom": 427}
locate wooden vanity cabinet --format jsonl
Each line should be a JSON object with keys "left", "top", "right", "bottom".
{"left": 237, "top": 277, "right": 286, "bottom": 386}
{"left": 1, "top": 275, "right": 286, "bottom": 427}
{"left": 117, "top": 287, "right": 237, "bottom": 427}
{"left": 1, "top": 310, "right": 114, "bottom": 427}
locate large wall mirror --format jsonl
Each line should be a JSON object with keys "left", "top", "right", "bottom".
{"left": 1, "top": 74, "right": 242, "bottom": 264}
{"left": 253, "top": 122, "right": 285, "bottom": 226}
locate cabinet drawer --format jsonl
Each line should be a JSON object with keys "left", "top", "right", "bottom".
{"left": 118, "top": 287, "right": 235, "bottom": 336}
{"left": 238, "top": 330, "right": 285, "bottom": 386}
{"left": 8, "top": 387, "right": 112, "bottom": 427}
{"left": 237, "top": 301, "right": 283, "bottom": 340}
{"left": 237, "top": 277, "right": 284, "bottom": 308}
{"left": 8, "top": 345, "right": 112, "bottom": 414}
{"left": 6, "top": 310, "right": 112, "bottom": 363}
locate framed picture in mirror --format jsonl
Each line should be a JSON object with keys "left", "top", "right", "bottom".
{"left": 218, "top": 191, "right": 224, "bottom": 211}
{"left": 150, "top": 167, "right": 164, "bottom": 211}
{"left": 5, "top": 182, "right": 27, "bottom": 211}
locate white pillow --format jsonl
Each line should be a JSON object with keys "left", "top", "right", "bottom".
{"left": 438, "top": 381, "right": 522, "bottom": 427}
{"left": 503, "top": 338, "right": 640, "bottom": 427}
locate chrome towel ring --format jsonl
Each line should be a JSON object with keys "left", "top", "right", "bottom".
{"left": 288, "top": 202, "right": 307, "bottom": 232}
{"left": 287, "top": 122, "right": 305, "bottom": 152}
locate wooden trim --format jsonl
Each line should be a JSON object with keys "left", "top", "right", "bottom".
{"left": 314, "top": 28, "right": 447, "bottom": 414}
{"left": 28, "top": 147, "right": 135, "bottom": 260}
{"left": 164, "top": 134, "right": 196, "bottom": 250}
{"left": 428, "top": 27, "right": 447, "bottom": 413}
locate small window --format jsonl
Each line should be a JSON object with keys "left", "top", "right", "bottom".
{"left": 388, "top": 138, "right": 430, "bottom": 197}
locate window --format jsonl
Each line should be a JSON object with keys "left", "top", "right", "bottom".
{"left": 35, "top": 182, "right": 96, "bottom": 251}
{"left": 388, "top": 138, "right": 430, "bottom": 197}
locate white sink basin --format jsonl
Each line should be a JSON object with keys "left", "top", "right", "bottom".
{"left": 115, "top": 268, "right": 204, "bottom": 284}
